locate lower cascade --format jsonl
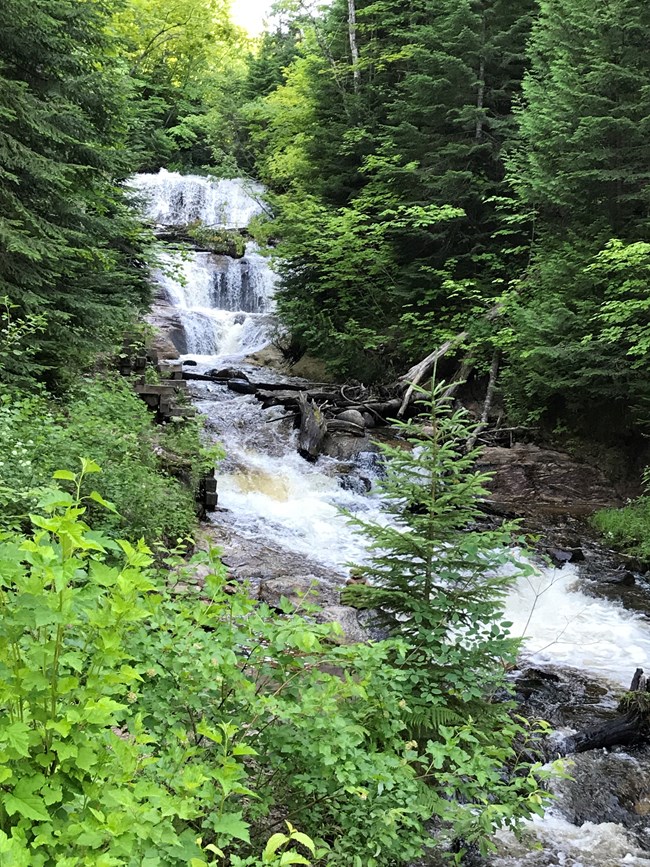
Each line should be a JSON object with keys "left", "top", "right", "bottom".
{"left": 153, "top": 243, "right": 276, "bottom": 358}
{"left": 147, "top": 174, "right": 650, "bottom": 867}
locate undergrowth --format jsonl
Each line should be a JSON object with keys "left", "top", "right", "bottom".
{"left": 0, "top": 462, "right": 555, "bottom": 865}
{"left": 593, "top": 495, "right": 650, "bottom": 564}
{"left": 0, "top": 373, "right": 214, "bottom": 545}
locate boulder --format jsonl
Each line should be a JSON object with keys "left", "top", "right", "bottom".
{"left": 327, "top": 419, "right": 365, "bottom": 437}
{"left": 322, "top": 434, "right": 378, "bottom": 461}
{"left": 200, "top": 518, "right": 345, "bottom": 605}
{"left": 336, "top": 409, "right": 366, "bottom": 428}
{"left": 316, "top": 605, "right": 370, "bottom": 644}
{"left": 244, "top": 343, "right": 289, "bottom": 371}
{"left": 209, "top": 367, "right": 249, "bottom": 381}
{"left": 259, "top": 575, "right": 340, "bottom": 609}
{"left": 289, "top": 353, "right": 334, "bottom": 382}
{"left": 545, "top": 546, "right": 585, "bottom": 567}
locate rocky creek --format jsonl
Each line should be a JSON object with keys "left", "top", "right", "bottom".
{"left": 133, "top": 170, "right": 650, "bottom": 867}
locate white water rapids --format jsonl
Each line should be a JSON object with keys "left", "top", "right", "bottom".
{"left": 134, "top": 172, "right": 650, "bottom": 866}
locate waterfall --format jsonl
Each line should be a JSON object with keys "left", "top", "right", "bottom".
{"left": 152, "top": 244, "right": 276, "bottom": 357}
{"left": 130, "top": 168, "right": 267, "bottom": 229}
{"left": 133, "top": 168, "right": 278, "bottom": 357}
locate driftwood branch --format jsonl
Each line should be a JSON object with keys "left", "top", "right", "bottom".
{"left": 297, "top": 392, "right": 327, "bottom": 462}
{"left": 396, "top": 331, "right": 469, "bottom": 417}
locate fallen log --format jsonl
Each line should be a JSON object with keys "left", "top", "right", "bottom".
{"left": 395, "top": 305, "right": 503, "bottom": 417}
{"left": 396, "top": 331, "right": 468, "bottom": 417}
{"left": 297, "top": 392, "right": 328, "bottom": 461}
{"left": 563, "top": 668, "right": 650, "bottom": 754}
{"left": 256, "top": 388, "right": 343, "bottom": 408}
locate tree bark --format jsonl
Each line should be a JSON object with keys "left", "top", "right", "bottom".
{"left": 466, "top": 350, "right": 500, "bottom": 451}
{"left": 475, "top": 55, "right": 485, "bottom": 142}
{"left": 297, "top": 392, "right": 328, "bottom": 462}
{"left": 347, "top": 0, "right": 361, "bottom": 93}
{"left": 562, "top": 668, "right": 650, "bottom": 755}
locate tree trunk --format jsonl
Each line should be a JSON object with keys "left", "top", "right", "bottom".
{"left": 297, "top": 392, "right": 328, "bottom": 462}
{"left": 396, "top": 331, "right": 469, "bottom": 417}
{"left": 347, "top": 0, "right": 361, "bottom": 93}
{"left": 475, "top": 55, "right": 485, "bottom": 142}
{"left": 466, "top": 350, "right": 500, "bottom": 451}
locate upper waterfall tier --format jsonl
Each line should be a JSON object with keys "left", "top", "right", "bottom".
{"left": 129, "top": 169, "right": 267, "bottom": 229}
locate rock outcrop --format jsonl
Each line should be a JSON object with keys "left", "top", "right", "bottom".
{"left": 478, "top": 443, "right": 619, "bottom": 516}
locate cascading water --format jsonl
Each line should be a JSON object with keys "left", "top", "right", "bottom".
{"left": 135, "top": 171, "right": 650, "bottom": 867}
{"left": 130, "top": 168, "right": 267, "bottom": 229}
{"left": 152, "top": 244, "right": 276, "bottom": 357}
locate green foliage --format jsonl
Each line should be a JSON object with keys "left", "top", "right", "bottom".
{"left": 499, "top": 0, "right": 650, "bottom": 438}
{"left": 0, "top": 298, "right": 47, "bottom": 386}
{"left": 500, "top": 238, "right": 650, "bottom": 436}
{"left": 593, "top": 495, "right": 650, "bottom": 565}
{"left": 244, "top": 0, "right": 535, "bottom": 379}
{"left": 0, "top": 466, "right": 552, "bottom": 864}
{"left": 0, "top": 375, "right": 207, "bottom": 543}
{"left": 187, "top": 224, "right": 248, "bottom": 257}
{"left": 273, "top": 191, "right": 468, "bottom": 380}
{"left": 114, "top": 0, "right": 249, "bottom": 171}
{"left": 0, "top": 0, "right": 153, "bottom": 383}
{"left": 509, "top": 0, "right": 650, "bottom": 237}
{"left": 0, "top": 465, "right": 198, "bottom": 865}
{"left": 339, "top": 381, "right": 553, "bottom": 853}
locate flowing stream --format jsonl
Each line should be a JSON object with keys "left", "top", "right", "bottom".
{"left": 134, "top": 170, "right": 650, "bottom": 867}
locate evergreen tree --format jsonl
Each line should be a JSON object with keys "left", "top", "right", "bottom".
{"left": 0, "top": 0, "right": 150, "bottom": 385}
{"left": 503, "top": 0, "right": 650, "bottom": 436}
{"left": 510, "top": 0, "right": 650, "bottom": 237}
{"left": 344, "top": 381, "right": 532, "bottom": 723}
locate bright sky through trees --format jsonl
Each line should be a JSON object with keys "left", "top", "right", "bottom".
{"left": 231, "top": 0, "right": 273, "bottom": 34}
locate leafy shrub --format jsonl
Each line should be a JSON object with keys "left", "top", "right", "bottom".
{"left": 0, "top": 463, "right": 199, "bottom": 864}
{"left": 593, "top": 469, "right": 650, "bottom": 564}
{"left": 0, "top": 374, "right": 210, "bottom": 543}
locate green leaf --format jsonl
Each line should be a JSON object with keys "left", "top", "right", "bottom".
{"left": 4, "top": 790, "right": 49, "bottom": 822}
{"left": 212, "top": 812, "right": 250, "bottom": 843}
{"left": 232, "top": 744, "right": 258, "bottom": 756}
{"left": 80, "top": 458, "right": 102, "bottom": 475}
{"left": 3, "top": 721, "right": 30, "bottom": 757}
{"left": 290, "top": 832, "right": 315, "bottom": 855}
{"left": 88, "top": 491, "right": 118, "bottom": 513}
{"left": 264, "top": 833, "right": 290, "bottom": 861}
{"left": 279, "top": 855, "right": 310, "bottom": 866}
{"left": 52, "top": 470, "right": 76, "bottom": 481}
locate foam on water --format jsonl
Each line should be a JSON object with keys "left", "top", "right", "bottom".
{"left": 129, "top": 169, "right": 266, "bottom": 228}
{"left": 153, "top": 245, "right": 275, "bottom": 356}
{"left": 504, "top": 562, "right": 650, "bottom": 688}
{"left": 494, "top": 811, "right": 650, "bottom": 866}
